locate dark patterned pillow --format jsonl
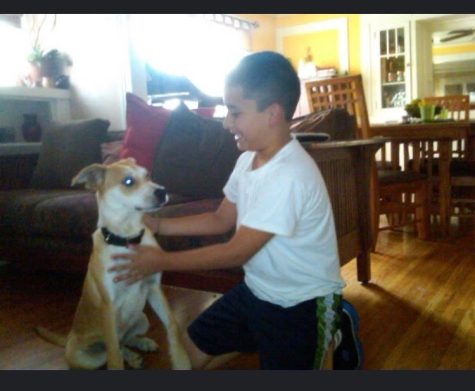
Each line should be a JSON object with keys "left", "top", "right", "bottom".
{"left": 30, "top": 118, "right": 110, "bottom": 189}
{"left": 152, "top": 103, "right": 241, "bottom": 199}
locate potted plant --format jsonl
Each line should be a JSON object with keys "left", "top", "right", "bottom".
{"left": 23, "top": 15, "right": 72, "bottom": 89}
{"left": 26, "top": 48, "right": 72, "bottom": 88}
{"left": 38, "top": 49, "right": 73, "bottom": 88}
{"left": 405, "top": 98, "right": 442, "bottom": 119}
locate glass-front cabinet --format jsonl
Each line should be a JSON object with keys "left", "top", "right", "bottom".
{"left": 370, "top": 21, "right": 412, "bottom": 121}
{"left": 379, "top": 28, "right": 407, "bottom": 108}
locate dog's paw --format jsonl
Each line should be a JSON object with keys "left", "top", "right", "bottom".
{"left": 122, "top": 347, "right": 144, "bottom": 369}
{"left": 127, "top": 336, "right": 159, "bottom": 352}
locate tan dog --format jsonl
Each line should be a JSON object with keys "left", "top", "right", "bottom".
{"left": 35, "top": 158, "right": 191, "bottom": 370}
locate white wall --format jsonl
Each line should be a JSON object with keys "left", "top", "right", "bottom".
{"left": 52, "top": 14, "right": 131, "bottom": 130}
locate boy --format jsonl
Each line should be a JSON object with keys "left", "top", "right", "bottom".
{"left": 110, "top": 51, "right": 345, "bottom": 369}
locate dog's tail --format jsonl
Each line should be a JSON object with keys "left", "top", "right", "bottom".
{"left": 34, "top": 326, "right": 67, "bottom": 347}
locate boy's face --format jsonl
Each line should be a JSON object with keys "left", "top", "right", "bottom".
{"left": 223, "top": 85, "right": 273, "bottom": 152}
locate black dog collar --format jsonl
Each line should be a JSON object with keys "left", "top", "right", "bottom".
{"left": 101, "top": 227, "right": 145, "bottom": 247}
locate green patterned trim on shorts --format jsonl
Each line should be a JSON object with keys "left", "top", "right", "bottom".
{"left": 313, "top": 292, "right": 342, "bottom": 369}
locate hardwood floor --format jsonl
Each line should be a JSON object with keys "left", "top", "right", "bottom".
{"left": 0, "top": 219, "right": 474, "bottom": 370}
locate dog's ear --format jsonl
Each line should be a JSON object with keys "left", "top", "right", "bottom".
{"left": 71, "top": 164, "right": 106, "bottom": 190}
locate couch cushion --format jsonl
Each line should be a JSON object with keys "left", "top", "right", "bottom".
{"left": 30, "top": 118, "right": 110, "bottom": 189}
{"left": 0, "top": 189, "right": 97, "bottom": 238}
{"left": 152, "top": 102, "right": 241, "bottom": 199}
{"left": 120, "top": 93, "right": 172, "bottom": 172}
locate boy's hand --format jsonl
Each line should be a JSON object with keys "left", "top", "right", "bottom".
{"left": 142, "top": 214, "right": 160, "bottom": 234}
{"left": 109, "top": 245, "right": 164, "bottom": 285}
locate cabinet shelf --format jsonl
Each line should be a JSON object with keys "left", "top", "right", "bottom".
{"left": 0, "top": 87, "right": 71, "bottom": 143}
{"left": 0, "top": 86, "right": 70, "bottom": 100}
{"left": 382, "top": 81, "right": 405, "bottom": 87}
{"left": 379, "top": 54, "right": 406, "bottom": 59}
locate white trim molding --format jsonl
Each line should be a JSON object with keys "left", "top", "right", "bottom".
{"left": 275, "top": 17, "right": 349, "bottom": 75}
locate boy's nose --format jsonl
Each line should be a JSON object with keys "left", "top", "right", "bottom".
{"left": 223, "top": 113, "right": 232, "bottom": 130}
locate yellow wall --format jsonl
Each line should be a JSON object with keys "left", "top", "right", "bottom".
{"left": 242, "top": 15, "right": 361, "bottom": 75}
{"left": 433, "top": 43, "right": 475, "bottom": 56}
{"left": 276, "top": 14, "right": 361, "bottom": 75}
{"left": 283, "top": 30, "right": 339, "bottom": 70}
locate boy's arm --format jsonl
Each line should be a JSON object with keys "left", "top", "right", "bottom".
{"left": 144, "top": 197, "right": 236, "bottom": 237}
{"left": 110, "top": 224, "right": 273, "bottom": 285}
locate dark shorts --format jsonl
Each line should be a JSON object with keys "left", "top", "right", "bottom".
{"left": 187, "top": 282, "right": 341, "bottom": 369}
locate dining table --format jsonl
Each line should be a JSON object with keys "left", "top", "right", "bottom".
{"left": 369, "top": 120, "right": 475, "bottom": 237}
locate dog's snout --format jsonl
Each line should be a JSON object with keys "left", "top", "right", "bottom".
{"left": 154, "top": 187, "right": 168, "bottom": 204}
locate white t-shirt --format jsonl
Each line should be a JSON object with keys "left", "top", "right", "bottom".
{"left": 223, "top": 137, "right": 345, "bottom": 308}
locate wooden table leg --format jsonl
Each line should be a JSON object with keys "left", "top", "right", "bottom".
{"left": 466, "top": 123, "right": 475, "bottom": 161}
{"left": 438, "top": 141, "right": 451, "bottom": 236}
{"left": 355, "top": 145, "right": 377, "bottom": 283}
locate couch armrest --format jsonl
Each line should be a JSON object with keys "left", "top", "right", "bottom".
{"left": 0, "top": 154, "right": 39, "bottom": 190}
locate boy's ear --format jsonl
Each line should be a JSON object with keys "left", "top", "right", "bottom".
{"left": 267, "top": 102, "right": 285, "bottom": 126}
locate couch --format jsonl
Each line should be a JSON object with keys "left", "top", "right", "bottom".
{"left": 0, "top": 97, "right": 380, "bottom": 293}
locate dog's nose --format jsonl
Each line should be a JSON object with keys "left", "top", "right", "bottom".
{"left": 154, "top": 187, "right": 168, "bottom": 204}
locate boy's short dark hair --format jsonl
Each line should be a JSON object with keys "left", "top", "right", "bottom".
{"left": 225, "top": 51, "right": 301, "bottom": 121}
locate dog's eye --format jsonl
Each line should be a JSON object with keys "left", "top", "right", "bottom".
{"left": 122, "top": 176, "right": 135, "bottom": 187}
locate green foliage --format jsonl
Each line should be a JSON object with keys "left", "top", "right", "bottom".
{"left": 28, "top": 49, "right": 73, "bottom": 78}
{"left": 27, "top": 47, "right": 44, "bottom": 66}
{"left": 405, "top": 98, "right": 442, "bottom": 118}
{"left": 405, "top": 98, "right": 422, "bottom": 118}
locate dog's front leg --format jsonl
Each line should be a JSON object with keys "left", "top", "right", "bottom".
{"left": 147, "top": 285, "right": 191, "bottom": 369}
{"left": 101, "top": 302, "right": 124, "bottom": 370}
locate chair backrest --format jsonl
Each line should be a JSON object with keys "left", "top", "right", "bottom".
{"left": 423, "top": 95, "right": 470, "bottom": 159}
{"left": 305, "top": 74, "right": 371, "bottom": 139}
{"left": 423, "top": 95, "right": 470, "bottom": 121}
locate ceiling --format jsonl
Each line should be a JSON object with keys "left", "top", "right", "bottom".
{"left": 433, "top": 30, "right": 475, "bottom": 46}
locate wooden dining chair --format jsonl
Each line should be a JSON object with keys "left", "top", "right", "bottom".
{"left": 420, "top": 95, "right": 474, "bottom": 220}
{"left": 423, "top": 95, "right": 470, "bottom": 159}
{"left": 305, "top": 75, "right": 430, "bottom": 250}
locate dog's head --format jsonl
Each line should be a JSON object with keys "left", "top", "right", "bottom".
{"left": 71, "top": 158, "right": 168, "bottom": 212}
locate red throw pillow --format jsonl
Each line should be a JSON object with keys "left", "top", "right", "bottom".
{"left": 120, "top": 93, "right": 172, "bottom": 172}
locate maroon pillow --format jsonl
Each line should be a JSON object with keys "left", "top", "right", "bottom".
{"left": 120, "top": 93, "right": 172, "bottom": 172}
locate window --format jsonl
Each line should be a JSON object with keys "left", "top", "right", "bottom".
{"left": 129, "top": 14, "right": 251, "bottom": 99}
{"left": 0, "top": 18, "right": 30, "bottom": 87}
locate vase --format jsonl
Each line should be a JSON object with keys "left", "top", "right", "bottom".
{"left": 21, "top": 114, "right": 42, "bottom": 142}
{"left": 419, "top": 104, "right": 435, "bottom": 122}
{"left": 28, "top": 63, "right": 42, "bottom": 88}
